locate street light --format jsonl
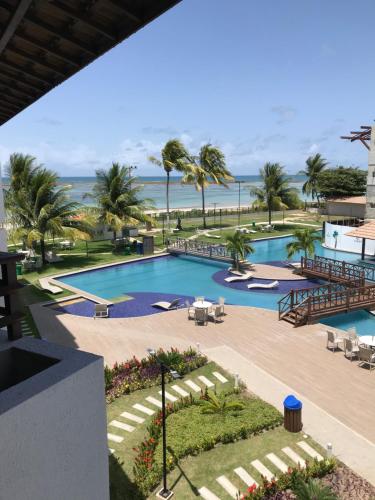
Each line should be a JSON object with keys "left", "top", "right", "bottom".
{"left": 212, "top": 202, "right": 218, "bottom": 225}
{"left": 235, "top": 180, "right": 245, "bottom": 226}
{"left": 147, "top": 348, "right": 181, "bottom": 499}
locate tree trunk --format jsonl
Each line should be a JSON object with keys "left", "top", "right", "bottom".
{"left": 268, "top": 206, "right": 272, "bottom": 225}
{"left": 40, "top": 238, "right": 46, "bottom": 264}
{"left": 113, "top": 230, "right": 117, "bottom": 241}
{"left": 166, "top": 171, "right": 170, "bottom": 232}
{"left": 202, "top": 186, "right": 206, "bottom": 229}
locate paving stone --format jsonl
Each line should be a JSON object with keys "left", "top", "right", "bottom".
{"left": 266, "top": 453, "right": 288, "bottom": 473}
{"left": 107, "top": 433, "right": 123, "bottom": 443}
{"left": 216, "top": 476, "right": 238, "bottom": 499}
{"left": 109, "top": 420, "right": 135, "bottom": 432}
{"left": 212, "top": 371, "right": 228, "bottom": 383}
{"left": 171, "top": 384, "right": 189, "bottom": 397}
{"left": 146, "top": 396, "right": 163, "bottom": 408}
{"left": 120, "top": 411, "right": 145, "bottom": 424}
{"left": 198, "top": 486, "right": 221, "bottom": 500}
{"left": 133, "top": 403, "right": 155, "bottom": 415}
{"left": 234, "top": 467, "right": 258, "bottom": 487}
{"left": 251, "top": 459, "right": 275, "bottom": 481}
{"left": 198, "top": 375, "right": 215, "bottom": 387}
{"left": 158, "top": 390, "right": 178, "bottom": 402}
{"left": 184, "top": 379, "right": 201, "bottom": 392}
{"left": 282, "top": 446, "right": 306, "bottom": 468}
{"left": 297, "top": 441, "right": 323, "bottom": 461}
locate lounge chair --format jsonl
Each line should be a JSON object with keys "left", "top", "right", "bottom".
{"left": 358, "top": 346, "right": 375, "bottom": 371}
{"left": 194, "top": 307, "right": 207, "bottom": 325}
{"left": 185, "top": 300, "right": 195, "bottom": 320}
{"left": 326, "top": 330, "right": 344, "bottom": 352}
{"left": 208, "top": 305, "right": 222, "bottom": 323}
{"left": 39, "top": 278, "right": 63, "bottom": 295}
{"left": 285, "top": 261, "right": 302, "bottom": 270}
{"left": 343, "top": 338, "right": 359, "bottom": 361}
{"left": 204, "top": 233, "right": 221, "bottom": 239}
{"left": 94, "top": 304, "right": 109, "bottom": 318}
{"left": 151, "top": 298, "right": 181, "bottom": 310}
{"left": 247, "top": 280, "right": 279, "bottom": 289}
{"left": 225, "top": 272, "right": 254, "bottom": 283}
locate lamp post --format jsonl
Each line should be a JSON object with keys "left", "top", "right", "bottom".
{"left": 147, "top": 349, "right": 181, "bottom": 499}
{"left": 235, "top": 180, "right": 245, "bottom": 226}
{"left": 162, "top": 214, "right": 165, "bottom": 246}
{"left": 213, "top": 202, "right": 218, "bottom": 225}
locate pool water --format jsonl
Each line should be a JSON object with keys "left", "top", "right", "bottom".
{"left": 58, "top": 235, "right": 375, "bottom": 334}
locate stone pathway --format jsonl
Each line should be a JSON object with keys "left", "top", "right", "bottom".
{"left": 198, "top": 375, "right": 215, "bottom": 387}
{"left": 171, "top": 384, "right": 189, "bottom": 397}
{"left": 146, "top": 396, "right": 162, "bottom": 408}
{"left": 120, "top": 411, "right": 145, "bottom": 424}
{"left": 132, "top": 403, "right": 155, "bottom": 415}
{"left": 184, "top": 379, "right": 201, "bottom": 392}
{"left": 198, "top": 441, "right": 324, "bottom": 498}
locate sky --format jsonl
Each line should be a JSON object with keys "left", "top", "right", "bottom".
{"left": 0, "top": 0, "right": 374, "bottom": 177}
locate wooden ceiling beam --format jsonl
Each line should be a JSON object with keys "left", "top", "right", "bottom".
{"left": 0, "top": 100, "right": 20, "bottom": 113}
{"left": 24, "top": 13, "right": 98, "bottom": 56}
{"left": 0, "top": 0, "right": 32, "bottom": 56}
{"left": 6, "top": 44, "right": 67, "bottom": 77}
{"left": 0, "top": 58, "right": 53, "bottom": 86}
{"left": 48, "top": 1, "right": 117, "bottom": 40}
{"left": 0, "top": 90, "right": 30, "bottom": 107}
{"left": 108, "top": 0, "right": 141, "bottom": 24}
{"left": 0, "top": 66, "right": 45, "bottom": 93}
{"left": 0, "top": 74, "right": 37, "bottom": 99}
{"left": 0, "top": 112, "right": 11, "bottom": 120}
{"left": 15, "top": 31, "right": 81, "bottom": 68}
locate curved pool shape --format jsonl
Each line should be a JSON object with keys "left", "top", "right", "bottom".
{"left": 58, "top": 235, "right": 375, "bottom": 334}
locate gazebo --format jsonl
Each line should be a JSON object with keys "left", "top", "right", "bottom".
{"left": 346, "top": 221, "right": 375, "bottom": 260}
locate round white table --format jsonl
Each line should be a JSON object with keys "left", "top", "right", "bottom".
{"left": 193, "top": 300, "right": 212, "bottom": 309}
{"left": 358, "top": 335, "right": 375, "bottom": 348}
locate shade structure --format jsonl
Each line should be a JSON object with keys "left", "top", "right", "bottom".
{"left": 0, "top": 0, "right": 181, "bottom": 126}
{"left": 346, "top": 222, "right": 375, "bottom": 241}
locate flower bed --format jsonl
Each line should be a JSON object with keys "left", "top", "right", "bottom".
{"left": 105, "top": 347, "right": 207, "bottom": 403}
{"left": 132, "top": 390, "right": 283, "bottom": 496}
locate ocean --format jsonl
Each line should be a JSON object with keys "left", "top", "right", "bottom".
{"left": 2, "top": 175, "right": 310, "bottom": 210}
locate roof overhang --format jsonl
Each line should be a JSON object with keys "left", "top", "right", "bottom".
{"left": 0, "top": 0, "right": 181, "bottom": 126}
{"left": 346, "top": 221, "right": 375, "bottom": 240}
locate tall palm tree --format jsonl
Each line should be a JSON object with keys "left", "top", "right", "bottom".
{"left": 251, "top": 163, "right": 295, "bottom": 225}
{"left": 87, "top": 163, "right": 152, "bottom": 240}
{"left": 181, "top": 144, "right": 233, "bottom": 228}
{"left": 7, "top": 164, "right": 93, "bottom": 263}
{"left": 225, "top": 231, "right": 254, "bottom": 271}
{"left": 286, "top": 228, "right": 322, "bottom": 260}
{"left": 299, "top": 153, "right": 328, "bottom": 206}
{"left": 149, "top": 139, "right": 190, "bottom": 231}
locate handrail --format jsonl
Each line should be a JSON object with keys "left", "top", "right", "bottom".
{"left": 167, "top": 237, "right": 232, "bottom": 260}
{"left": 302, "top": 255, "right": 375, "bottom": 283}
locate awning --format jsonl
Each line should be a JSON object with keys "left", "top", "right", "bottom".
{"left": 346, "top": 222, "right": 375, "bottom": 240}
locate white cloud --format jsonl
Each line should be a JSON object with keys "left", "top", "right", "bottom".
{"left": 270, "top": 105, "right": 297, "bottom": 124}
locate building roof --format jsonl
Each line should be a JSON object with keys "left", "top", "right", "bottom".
{"left": 0, "top": 0, "right": 180, "bottom": 126}
{"left": 346, "top": 221, "right": 375, "bottom": 240}
{"left": 327, "top": 196, "right": 366, "bottom": 205}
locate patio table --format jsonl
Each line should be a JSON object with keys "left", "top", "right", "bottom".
{"left": 358, "top": 335, "right": 375, "bottom": 348}
{"left": 193, "top": 300, "right": 212, "bottom": 310}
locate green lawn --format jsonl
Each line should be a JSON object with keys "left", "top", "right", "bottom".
{"left": 156, "top": 428, "right": 325, "bottom": 500}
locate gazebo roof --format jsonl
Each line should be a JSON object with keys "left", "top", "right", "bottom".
{"left": 346, "top": 221, "right": 375, "bottom": 240}
{"left": 0, "top": 0, "right": 180, "bottom": 126}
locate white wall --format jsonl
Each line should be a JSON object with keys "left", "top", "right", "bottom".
{"left": 325, "top": 222, "right": 375, "bottom": 256}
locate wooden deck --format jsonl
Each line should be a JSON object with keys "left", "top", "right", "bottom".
{"left": 31, "top": 303, "right": 375, "bottom": 445}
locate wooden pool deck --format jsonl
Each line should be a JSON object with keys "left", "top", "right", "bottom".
{"left": 30, "top": 303, "right": 375, "bottom": 446}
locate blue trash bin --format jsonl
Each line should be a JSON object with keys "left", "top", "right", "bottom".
{"left": 283, "top": 394, "right": 302, "bottom": 432}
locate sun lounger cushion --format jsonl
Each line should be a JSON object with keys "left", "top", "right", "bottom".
{"left": 247, "top": 280, "right": 279, "bottom": 289}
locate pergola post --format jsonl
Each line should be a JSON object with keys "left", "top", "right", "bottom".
{"left": 361, "top": 238, "right": 366, "bottom": 260}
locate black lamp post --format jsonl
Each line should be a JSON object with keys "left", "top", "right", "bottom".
{"left": 147, "top": 349, "right": 181, "bottom": 499}
{"left": 162, "top": 214, "right": 165, "bottom": 246}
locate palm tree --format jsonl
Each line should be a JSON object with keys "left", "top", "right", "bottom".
{"left": 149, "top": 139, "right": 190, "bottom": 231}
{"left": 199, "top": 392, "right": 244, "bottom": 416}
{"left": 181, "top": 144, "right": 233, "bottom": 228}
{"left": 7, "top": 164, "right": 93, "bottom": 263}
{"left": 293, "top": 477, "right": 337, "bottom": 500}
{"left": 286, "top": 228, "right": 322, "bottom": 260}
{"left": 251, "top": 162, "right": 296, "bottom": 225}
{"left": 87, "top": 163, "right": 152, "bottom": 240}
{"left": 225, "top": 231, "right": 254, "bottom": 271}
{"left": 299, "top": 153, "right": 328, "bottom": 206}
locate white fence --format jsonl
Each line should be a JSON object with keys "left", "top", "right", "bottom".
{"left": 324, "top": 222, "right": 375, "bottom": 256}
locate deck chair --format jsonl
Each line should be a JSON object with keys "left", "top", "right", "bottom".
{"left": 217, "top": 296, "right": 225, "bottom": 316}
{"left": 225, "top": 272, "right": 254, "bottom": 283}
{"left": 247, "top": 280, "right": 279, "bottom": 289}
{"left": 358, "top": 346, "right": 375, "bottom": 371}
{"left": 326, "top": 330, "right": 344, "bottom": 352}
{"left": 208, "top": 305, "right": 222, "bottom": 324}
{"left": 151, "top": 298, "right": 181, "bottom": 310}
{"left": 185, "top": 300, "right": 195, "bottom": 320}
{"left": 94, "top": 304, "right": 109, "bottom": 318}
{"left": 194, "top": 307, "right": 207, "bottom": 325}
{"left": 343, "top": 338, "right": 359, "bottom": 361}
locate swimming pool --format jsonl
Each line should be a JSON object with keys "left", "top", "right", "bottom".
{"left": 58, "top": 235, "right": 375, "bottom": 334}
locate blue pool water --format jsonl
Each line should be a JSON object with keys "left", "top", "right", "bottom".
{"left": 58, "top": 235, "right": 375, "bottom": 334}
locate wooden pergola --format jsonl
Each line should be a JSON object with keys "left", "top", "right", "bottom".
{"left": 341, "top": 125, "right": 372, "bottom": 150}
{"left": 0, "top": 0, "right": 181, "bottom": 125}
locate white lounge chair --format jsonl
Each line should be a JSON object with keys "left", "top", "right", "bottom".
{"left": 225, "top": 272, "right": 254, "bottom": 283}
{"left": 343, "top": 338, "right": 359, "bottom": 361}
{"left": 39, "top": 278, "right": 63, "bottom": 294}
{"left": 94, "top": 304, "right": 109, "bottom": 318}
{"left": 247, "top": 280, "right": 279, "bottom": 289}
{"left": 285, "top": 261, "right": 302, "bottom": 270}
{"left": 151, "top": 298, "right": 181, "bottom": 310}
{"left": 204, "top": 232, "right": 221, "bottom": 239}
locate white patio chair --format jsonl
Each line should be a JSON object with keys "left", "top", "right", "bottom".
{"left": 185, "top": 300, "right": 195, "bottom": 320}
{"left": 326, "top": 330, "right": 344, "bottom": 352}
{"left": 194, "top": 308, "right": 207, "bottom": 326}
{"left": 343, "top": 338, "right": 359, "bottom": 361}
{"left": 358, "top": 346, "right": 375, "bottom": 372}
{"left": 208, "top": 305, "right": 222, "bottom": 324}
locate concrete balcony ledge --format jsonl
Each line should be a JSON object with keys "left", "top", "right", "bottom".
{"left": 0, "top": 335, "right": 109, "bottom": 500}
